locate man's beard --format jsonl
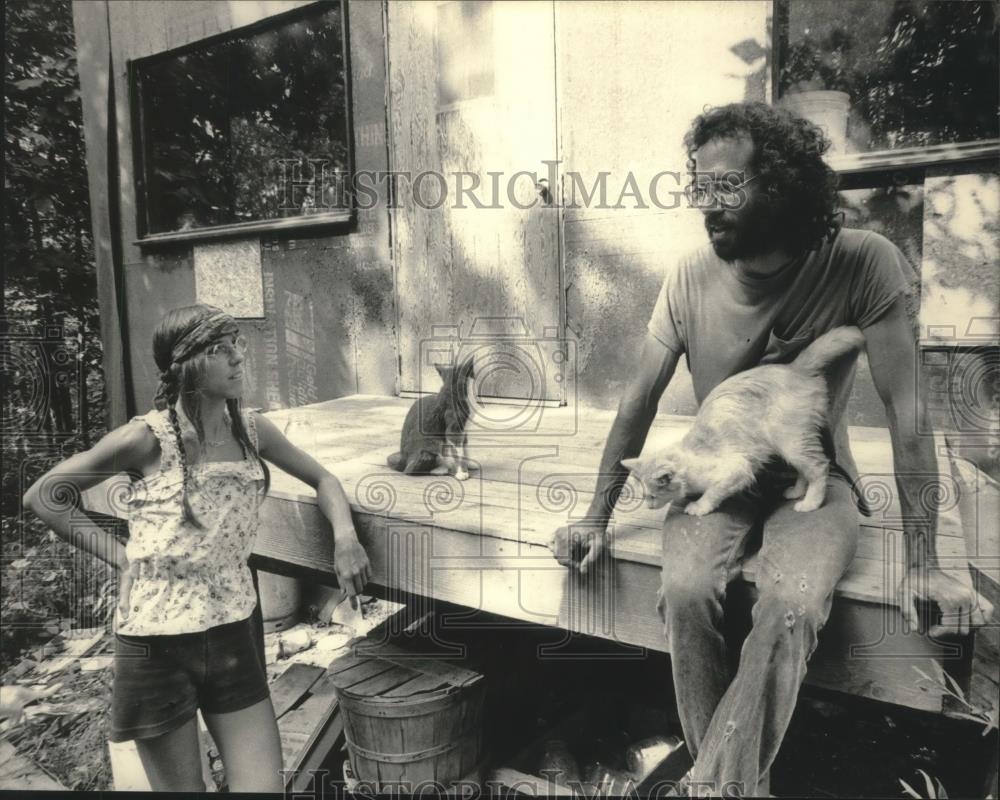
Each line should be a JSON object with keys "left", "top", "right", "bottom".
{"left": 706, "top": 198, "right": 783, "bottom": 262}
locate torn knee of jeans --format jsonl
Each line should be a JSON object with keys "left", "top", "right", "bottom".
{"left": 799, "top": 576, "right": 808, "bottom": 593}
{"left": 784, "top": 609, "right": 796, "bottom": 629}
{"left": 723, "top": 720, "right": 737, "bottom": 738}
{"left": 773, "top": 570, "right": 782, "bottom": 584}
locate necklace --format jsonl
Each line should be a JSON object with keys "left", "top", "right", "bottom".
{"left": 205, "top": 412, "right": 232, "bottom": 448}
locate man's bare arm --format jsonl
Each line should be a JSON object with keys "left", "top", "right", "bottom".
{"left": 551, "top": 334, "right": 680, "bottom": 572}
{"left": 864, "top": 299, "right": 993, "bottom": 634}
{"left": 584, "top": 336, "right": 681, "bottom": 523}
{"left": 863, "top": 301, "right": 940, "bottom": 566}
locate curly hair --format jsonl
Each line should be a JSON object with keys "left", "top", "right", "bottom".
{"left": 684, "top": 102, "right": 842, "bottom": 253}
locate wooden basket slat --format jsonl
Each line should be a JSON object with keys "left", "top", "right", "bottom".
{"left": 333, "top": 651, "right": 486, "bottom": 792}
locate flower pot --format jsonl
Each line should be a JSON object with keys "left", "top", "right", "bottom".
{"left": 781, "top": 90, "right": 850, "bottom": 155}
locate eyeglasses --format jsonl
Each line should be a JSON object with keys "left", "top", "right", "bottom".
{"left": 204, "top": 335, "right": 248, "bottom": 359}
{"left": 686, "top": 173, "right": 760, "bottom": 209}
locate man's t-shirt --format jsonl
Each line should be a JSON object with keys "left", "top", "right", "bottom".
{"left": 647, "top": 227, "right": 913, "bottom": 479}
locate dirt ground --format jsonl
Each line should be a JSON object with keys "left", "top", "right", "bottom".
{"left": 1, "top": 615, "right": 995, "bottom": 796}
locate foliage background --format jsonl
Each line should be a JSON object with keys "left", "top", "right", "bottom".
{"left": 3, "top": 0, "right": 110, "bottom": 671}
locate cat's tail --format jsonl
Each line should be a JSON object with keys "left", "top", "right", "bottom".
{"left": 386, "top": 452, "right": 405, "bottom": 472}
{"left": 792, "top": 326, "right": 865, "bottom": 375}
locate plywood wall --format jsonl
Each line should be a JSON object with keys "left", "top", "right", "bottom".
{"left": 74, "top": 0, "right": 396, "bottom": 421}
{"left": 386, "top": 1, "right": 562, "bottom": 402}
{"left": 556, "top": 0, "right": 771, "bottom": 413}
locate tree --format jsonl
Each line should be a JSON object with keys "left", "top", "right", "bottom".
{"left": 3, "top": 0, "right": 108, "bottom": 669}
{"left": 4, "top": 0, "right": 103, "bottom": 449}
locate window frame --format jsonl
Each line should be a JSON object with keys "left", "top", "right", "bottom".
{"left": 128, "top": 0, "right": 355, "bottom": 247}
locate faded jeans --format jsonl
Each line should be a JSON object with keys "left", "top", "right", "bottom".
{"left": 657, "top": 475, "right": 860, "bottom": 796}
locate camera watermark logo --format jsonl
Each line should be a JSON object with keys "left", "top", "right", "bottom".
{"left": 918, "top": 326, "right": 1000, "bottom": 439}
{"left": 417, "top": 318, "right": 578, "bottom": 437}
{"left": 1, "top": 318, "right": 83, "bottom": 440}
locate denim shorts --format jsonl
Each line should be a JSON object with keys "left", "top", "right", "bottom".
{"left": 110, "top": 604, "right": 270, "bottom": 742}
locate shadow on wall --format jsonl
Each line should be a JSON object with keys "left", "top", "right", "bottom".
{"left": 921, "top": 169, "right": 1000, "bottom": 339}
{"left": 558, "top": 1, "right": 772, "bottom": 413}
{"left": 394, "top": 202, "right": 559, "bottom": 401}
{"left": 242, "top": 239, "right": 396, "bottom": 411}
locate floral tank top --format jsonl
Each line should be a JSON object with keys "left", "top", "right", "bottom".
{"left": 115, "top": 407, "right": 265, "bottom": 635}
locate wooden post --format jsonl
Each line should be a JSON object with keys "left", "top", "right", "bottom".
{"left": 70, "top": 1, "right": 134, "bottom": 428}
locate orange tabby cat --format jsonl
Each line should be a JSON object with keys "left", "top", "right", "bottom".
{"left": 622, "top": 326, "right": 865, "bottom": 516}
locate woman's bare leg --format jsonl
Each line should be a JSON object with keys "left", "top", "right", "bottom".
{"left": 133, "top": 713, "right": 206, "bottom": 792}
{"left": 203, "top": 696, "right": 283, "bottom": 792}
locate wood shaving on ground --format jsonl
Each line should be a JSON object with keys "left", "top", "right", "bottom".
{"left": 3, "top": 601, "right": 406, "bottom": 790}
{"left": 0, "top": 628, "right": 115, "bottom": 791}
{"left": 265, "top": 597, "right": 405, "bottom": 680}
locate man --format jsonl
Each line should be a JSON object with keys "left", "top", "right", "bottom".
{"left": 551, "top": 102, "right": 993, "bottom": 796}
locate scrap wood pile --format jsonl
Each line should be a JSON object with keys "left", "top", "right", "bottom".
{"left": 0, "top": 597, "right": 404, "bottom": 793}
{"left": 269, "top": 663, "right": 345, "bottom": 793}
{"left": 0, "top": 626, "right": 113, "bottom": 791}
{"left": 262, "top": 596, "right": 404, "bottom": 793}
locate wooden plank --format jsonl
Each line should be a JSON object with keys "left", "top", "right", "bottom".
{"left": 86, "top": 395, "right": 990, "bottom": 712}
{"left": 488, "top": 767, "right": 577, "bottom": 797}
{"left": 357, "top": 641, "right": 484, "bottom": 686}
{"left": 261, "top": 462, "right": 905, "bottom": 606}
{"left": 386, "top": 3, "right": 561, "bottom": 402}
{"left": 258, "top": 500, "right": 948, "bottom": 711}
{"left": 380, "top": 672, "right": 460, "bottom": 699}
{"left": 263, "top": 478, "right": 953, "bottom": 601}
{"left": 342, "top": 665, "right": 420, "bottom": 698}
{"left": 263, "top": 418, "right": 958, "bottom": 553}
{"left": 261, "top": 483, "right": 919, "bottom": 612}
{"left": 327, "top": 653, "right": 369, "bottom": 675}
{"left": 71, "top": 0, "right": 130, "bottom": 427}
{"left": 635, "top": 743, "right": 694, "bottom": 794}
{"left": 0, "top": 740, "right": 66, "bottom": 792}
{"left": 270, "top": 663, "right": 325, "bottom": 720}
{"left": 289, "top": 712, "right": 345, "bottom": 793}
{"left": 968, "top": 558, "right": 1000, "bottom": 719}
{"left": 326, "top": 658, "right": 399, "bottom": 690}
{"left": 254, "top": 399, "right": 973, "bottom": 612}
{"left": 278, "top": 678, "right": 340, "bottom": 779}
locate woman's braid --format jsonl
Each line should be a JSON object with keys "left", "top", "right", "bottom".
{"left": 153, "top": 363, "right": 180, "bottom": 411}
{"left": 168, "top": 405, "right": 205, "bottom": 529}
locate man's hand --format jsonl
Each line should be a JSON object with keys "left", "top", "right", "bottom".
{"left": 334, "top": 534, "right": 372, "bottom": 609}
{"left": 546, "top": 335, "right": 678, "bottom": 576}
{"left": 897, "top": 565, "right": 995, "bottom": 637}
{"left": 549, "top": 522, "right": 607, "bottom": 575}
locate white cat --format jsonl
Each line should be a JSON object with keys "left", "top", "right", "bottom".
{"left": 622, "top": 326, "right": 865, "bottom": 516}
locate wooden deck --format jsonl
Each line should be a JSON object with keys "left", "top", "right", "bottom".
{"left": 248, "top": 395, "right": 998, "bottom": 717}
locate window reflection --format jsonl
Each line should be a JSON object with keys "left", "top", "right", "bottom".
{"left": 779, "top": 0, "right": 998, "bottom": 153}
{"left": 134, "top": 4, "right": 350, "bottom": 235}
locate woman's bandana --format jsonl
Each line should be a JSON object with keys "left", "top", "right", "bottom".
{"left": 169, "top": 309, "right": 236, "bottom": 366}
{"left": 153, "top": 308, "right": 236, "bottom": 410}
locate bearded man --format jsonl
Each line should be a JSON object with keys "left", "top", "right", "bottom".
{"left": 551, "top": 102, "right": 993, "bottom": 796}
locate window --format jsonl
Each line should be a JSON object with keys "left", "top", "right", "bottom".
{"left": 130, "top": 2, "right": 352, "bottom": 242}
{"left": 775, "top": 1, "right": 999, "bottom": 440}
{"left": 776, "top": 0, "right": 998, "bottom": 156}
